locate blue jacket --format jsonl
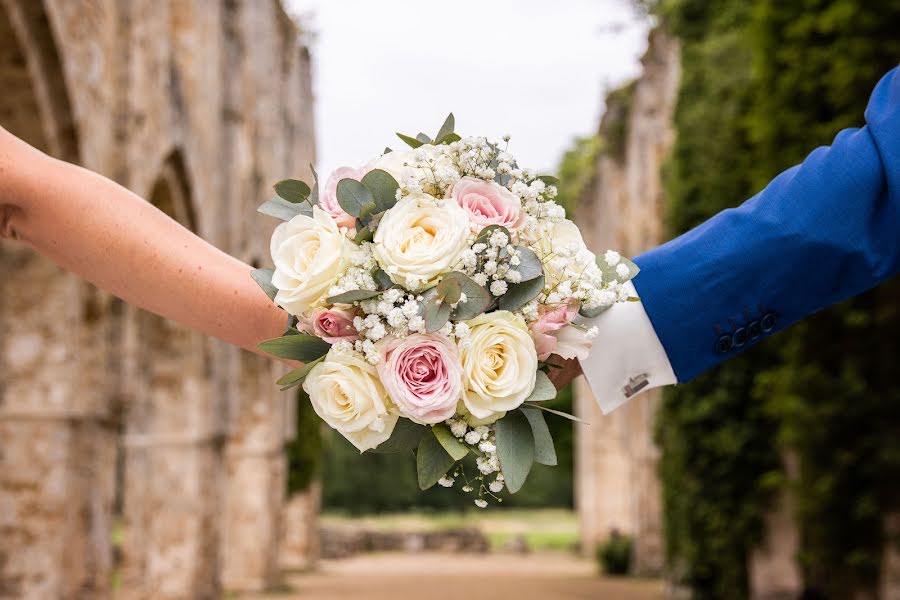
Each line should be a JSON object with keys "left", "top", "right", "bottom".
{"left": 634, "top": 66, "right": 900, "bottom": 382}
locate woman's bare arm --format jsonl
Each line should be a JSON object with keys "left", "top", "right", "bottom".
{"left": 0, "top": 127, "right": 287, "bottom": 356}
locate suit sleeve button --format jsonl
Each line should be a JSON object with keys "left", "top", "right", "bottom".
{"left": 732, "top": 327, "right": 748, "bottom": 348}
{"left": 716, "top": 335, "right": 733, "bottom": 354}
{"left": 748, "top": 321, "right": 762, "bottom": 340}
{"left": 761, "top": 313, "right": 777, "bottom": 332}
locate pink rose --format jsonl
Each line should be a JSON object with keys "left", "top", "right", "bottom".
{"left": 377, "top": 334, "right": 463, "bottom": 424}
{"left": 450, "top": 177, "right": 524, "bottom": 230}
{"left": 300, "top": 307, "right": 359, "bottom": 343}
{"left": 320, "top": 166, "right": 366, "bottom": 229}
{"left": 529, "top": 301, "right": 590, "bottom": 361}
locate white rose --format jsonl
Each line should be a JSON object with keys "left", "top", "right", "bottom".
{"left": 531, "top": 218, "right": 591, "bottom": 285}
{"left": 366, "top": 144, "right": 452, "bottom": 183}
{"left": 270, "top": 207, "right": 352, "bottom": 316}
{"left": 372, "top": 194, "right": 470, "bottom": 290}
{"left": 303, "top": 349, "right": 398, "bottom": 452}
{"left": 460, "top": 311, "right": 538, "bottom": 420}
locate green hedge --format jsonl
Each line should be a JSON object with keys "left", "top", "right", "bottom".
{"left": 654, "top": 0, "right": 900, "bottom": 597}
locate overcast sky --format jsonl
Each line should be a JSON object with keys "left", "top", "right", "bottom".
{"left": 284, "top": 0, "right": 651, "bottom": 178}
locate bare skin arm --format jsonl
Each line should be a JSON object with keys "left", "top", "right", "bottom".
{"left": 0, "top": 126, "right": 287, "bottom": 356}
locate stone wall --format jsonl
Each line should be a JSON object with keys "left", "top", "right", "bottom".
{"left": 574, "top": 28, "right": 680, "bottom": 576}
{"left": 0, "top": 1, "right": 317, "bottom": 598}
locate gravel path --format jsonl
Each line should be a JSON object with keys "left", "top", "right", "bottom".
{"left": 241, "top": 553, "right": 665, "bottom": 600}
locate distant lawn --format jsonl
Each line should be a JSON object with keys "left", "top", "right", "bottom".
{"left": 320, "top": 508, "right": 580, "bottom": 553}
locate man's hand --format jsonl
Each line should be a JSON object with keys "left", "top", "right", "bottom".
{"left": 545, "top": 356, "right": 583, "bottom": 391}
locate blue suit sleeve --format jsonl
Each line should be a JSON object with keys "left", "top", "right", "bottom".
{"left": 633, "top": 66, "right": 900, "bottom": 382}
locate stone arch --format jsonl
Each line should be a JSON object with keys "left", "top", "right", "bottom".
{"left": 118, "top": 148, "right": 222, "bottom": 599}
{"left": 0, "top": 0, "right": 78, "bottom": 161}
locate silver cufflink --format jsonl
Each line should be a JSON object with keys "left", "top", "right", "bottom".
{"left": 623, "top": 374, "right": 649, "bottom": 399}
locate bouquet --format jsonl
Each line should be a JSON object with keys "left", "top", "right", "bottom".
{"left": 252, "top": 115, "right": 638, "bottom": 506}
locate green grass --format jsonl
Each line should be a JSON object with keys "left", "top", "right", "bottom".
{"left": 321, "top": 508, "right": 580, "bottom": 553}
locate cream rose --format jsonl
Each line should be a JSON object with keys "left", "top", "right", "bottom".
{"left": 460, "top": 311, "right": 538, "bottom": 420}
{"left": 531, "top": 218, "right": 591, "bottom": 285}
{"left": 270, "top": 207, "right": 352, "bottom": 317}
{"left": 372, "top": 194, "right": 470, "bottom": 290}
{"left": 303, "top": 349, "right": 398, "bottom": 452}
{"left": 366, "top": 144, "right": 452, "bottom": 183}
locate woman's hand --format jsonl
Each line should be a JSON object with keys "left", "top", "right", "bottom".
{"left": 0, "top": 127, "right": 288, "bottom": 357}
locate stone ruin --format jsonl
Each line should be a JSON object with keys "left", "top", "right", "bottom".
{"left": 0, "top": 1, "right": 318, "bottom": 598}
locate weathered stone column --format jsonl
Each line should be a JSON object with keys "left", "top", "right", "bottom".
{"left": 880, "top": 513, "right": 900, "bottom": 600}
{"left": 0, "top": 247, "right": 115, "bottom": 600}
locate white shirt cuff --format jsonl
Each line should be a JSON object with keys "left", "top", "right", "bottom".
{"left": 577, "top": 281, "right": 677, "bottom": 413}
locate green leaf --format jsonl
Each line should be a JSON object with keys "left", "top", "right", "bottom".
{"left": 435, "top": 113, "right": 455, "bottom": 143}
{"left": 369, "top": 419, "right": 429, "bottom": 454}
{"left": 494, "top": 409, "right": 535, "bottom": 494}
{"left": 442, "top": 272, "right": 493, "bottom": 320}
{"left": 524, "top": 402, "right": 590, "bottom": 424}
{"left": 499, "top": 275, "right": 545, "bottom": 312}
{"left": 423, "top": 294, "right": 451, "bottom": 333}
{"left": 276, "top": 357, "right": 324, "bottom": 391}
{"left": 579, "top": 303, "right": 613, "bottom": 319}
{"left": 258, "top": 197, "right": 309, "bottom": 221}
{"left": 397, "top": 133, "right": 425, "bottom": 149}
{"left": 274, "top": 179, "right": 311, "bottom": 203}
{"left": 473, "top": 225, "right": 511, "bottom": 249}
{"left": 436, "top": 132, "right": 461, "bottom": 145}
{"left": 353, "top": 227, "right": 374, "bottom": 244}
{"left": 358, "top": 201, "right": 378, "bottom": 225}
{"left": 432, "top": 424, "right": 469, "bottom": 461}
{"left": 524, "top": 370, "right": 557, "bottom": 403}
{"left": 536, "top": 175, "right": 559, "bottom": 187}
{"left": 513, "top": 246, "right": 543, "bottom": 281}
{"left": 596, "top": 254, "right": 640, "bottom": 284}
{"left": 251, "top": 268, "right": 278, "bottom": 301}
{"left": 416, "top": 429, "right": 457, "bottom": 490}
{"left": 309, "top": 164, "right": 320, "bottom": 204}
{"left": 326, "top": 289, "right": 382, "bottom": 304}
{"left": 336, "top": 178, "right": 375, "bottom": 217}
{"left": 373, "top": 268, "right": 394, "bottom": 290}
{"left": 521, "top": 407, "right": 557, "bottom": 466}
{"left": 383, "top": 147, "right": 393, "bottom": 154}
{"left": 361, "top": 169, "right": 400, "bottom": 212}
{"left": 416, "top": 132, "right": 432, "bottom": 144}
{"left": 436, "top": 275, "right": 463, "bottom": 305}
{"left": 257, "top": 334, "right": 331, "bottom": 362}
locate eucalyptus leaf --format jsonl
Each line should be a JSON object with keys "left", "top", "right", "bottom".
{"left": 257, "top": 334, "right": 331, "bottom": 362}
{"left": 436, "top": 276, "right": 463, "bottom": 305}
{"left": 416, "top": 429, "right": 457, "bottom": 490}
{"left": 276, "top": 357, "right": 323, "bottom": 391}
{"left": 383, "top": 147, "right": 393, "bottom": 154}
{"left": 327, "top": 289, "right": 382, "bottom": 304}
{"left": 358, "top": 201, "right": 378, "bottom": 225}
{"left": 416, "top": 132, "right": 432, "bottom": 144}
{"left": 423, "top": 295, "right": 451, "bottom": 333}
{"left": 521, "top": 406, "right": 557, "bottom": 466}
{"left": 251, "top": 268, "right": 278, "bottom": 301}
{"left": 494, "top": 409, "right": 535, "bottom": 494}
{"left": 579, "top": 303, "right": 613, "bottom": 319}
{"left": 524, "top": 402, "right": 590, "bottom": 424}
{"left": 361, "top": 169, "right": 400, "bottom": 212}
{"left": 435, "top": 113, "right": 455, "bottom": 144}
{"left": 369, "top": 419, "right": 429, "bottom": 454}
{"left": 373, "top": 268, "right": 395, "bottom": 290}
{"left": 436, "top": 132, "right": 461, "bottom": 145}
{"left": 274, "top": 179, "right": 311, "bottom": 203}
{"left": 536, "top": 175, "right": 560, "bottom": 187}
{"left": 442, "top": 272, "right": 492, "bottom": 320}
{"left": 397, "top": 133, "right": 425, "bottom": 148}
{"left": 433, "top": 424, "right": 469, "bottom": 461}
{"left": 258, "top": 197, "right": 309, "bottom": 221}
{"left": 353, "top": 227, "right": 374, "bottom": 244}
{"left": 336, "top": 178, "right": 375, "bottom": 218}
{"left": 512, "top": 246, "right": 543, "bottom": 281}
{"left": 499, "top": 275, "right": 545, "bottom": 312}
{"left": 473, "top": 225, "right": 511, "bottom": 249}
{"left": 524, "top": 370, "right": 557, "bottom": 403}
{"left": 597, "top": 254, "right": 640, "bottom": 284}
{"left": 309, "top": 164, "right": 320, "bottom": 205}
